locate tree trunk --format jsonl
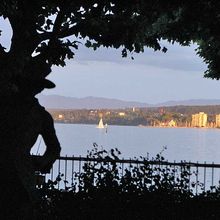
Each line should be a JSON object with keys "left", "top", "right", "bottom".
{"left": 0, "top": 88, "right": 61, "bottom": 218}
{"left": 0, "top": 8, "right": 61, "bottom": 217}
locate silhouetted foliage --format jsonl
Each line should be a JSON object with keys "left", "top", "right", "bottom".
{"left": 1, "top": 1, "right": 220, "bottom": 80}
{"left": 2, "top": 1, "right": 220, "bottom": 218}
{"left": 37, "top": 145, "right": 220, "bottom": 220}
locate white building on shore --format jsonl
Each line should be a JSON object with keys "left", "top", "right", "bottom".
{"left": 191, "top": 112, "right": 207, "bottom": 127}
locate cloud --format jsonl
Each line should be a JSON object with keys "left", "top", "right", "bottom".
{"left": 46, "top": 58, "right": 217, "bottom": 104}
{"left": 73, "top": 41, "right": 207, "bottom": 73}
{"left": 1, "top": 16, "right": 216, "bottom": 103}
{"left": 0, "top": 17, "right": 206, "bottom": 73}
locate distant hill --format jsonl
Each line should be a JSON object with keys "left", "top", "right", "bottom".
{"left": 37, "top": 94, "right": 220, "bottom": 109}
{"left": 38, "top": 95, "right": 149, "bottom": 109}
{"left": 156, "top": 99, "right": 220, "bottom": 107}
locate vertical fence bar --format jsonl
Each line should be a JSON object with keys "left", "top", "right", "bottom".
{"left": 64, "top": 155, "right": 67, "bottom": 188}
{"left": 196, "top": 163, "right": 198, "bottom": 195}
{"left": 186, "top": 161, "right": 191, "bottom": 190}
{"left": 58, "top": 158, "right": 61, "bottom": 190}
{"left": 129, "top": 158, "right": 131, "bottom": 172}
{"left": 204, "top": 162, "right": 206, "bottom": 192}
{"left": 51, "top": 164, "right": 53, "bottom": 181}
{"left": 180, "top": 161, "right": 183, "bottom": 191}
{"left": 71, "top": 155, "right": 74, "bottom": 186}
{"left": 79, "top": 155, "right": 81, "bottom": 174}
{"left": 121, "top": 158, "right": 124, "bottom": 176}
{"left": 143, "top": 160, "right": 146, "bottom": 186}
{"left": 151, "top": 163, "right": 153, "bottom": 187}
{"left": 100, "top": 160, "right": 103, "bottom": 178}
{"left": 48, "top": 156, "right": 220, "bottom": 193}
{"left": 211, "top": 163, "right": 214, "bottom": 192}
{"left": 165, "top": 163, "right": 168, "bottom": 175}
{"left": 188, "top": 161, "right": 191, "bottom": 191}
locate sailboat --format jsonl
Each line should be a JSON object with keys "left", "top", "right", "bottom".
{"left": 105, "top": 123, "right": 108, "bottom": 133}
{"left": 97, "top": 118, "right": 105, "bottom": 129}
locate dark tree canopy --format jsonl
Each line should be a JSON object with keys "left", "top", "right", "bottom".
{"left": 1, "top": 1, "right": 220, "bottom": 217}
{"left": 1, "top": 0, "right": 220, "bottom": 87}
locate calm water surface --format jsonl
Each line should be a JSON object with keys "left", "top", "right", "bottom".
{"left": 32, "top": 123, "right": 220, "bottom": 163}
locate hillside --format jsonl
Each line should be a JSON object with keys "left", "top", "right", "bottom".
{"left": 38, "top": 94, "right": 220, "bottom": 109}
{"left": 38, "top": 95, "right": 149, "bottom": 109}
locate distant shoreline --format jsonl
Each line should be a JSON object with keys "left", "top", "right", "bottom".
{"left": 54, "top": 121, "right": 219, "bottom": 129}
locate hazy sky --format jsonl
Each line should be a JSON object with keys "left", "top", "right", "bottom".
{"left": 1, "top": 17, "right": 220, "bottom": 104}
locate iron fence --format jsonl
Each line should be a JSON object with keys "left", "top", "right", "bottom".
{"left": 43, "top": 156, "right": 220, "bottom": 194}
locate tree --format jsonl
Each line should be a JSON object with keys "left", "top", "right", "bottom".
{"left": 1, "top": 0, "right": 220, "bottom": 218}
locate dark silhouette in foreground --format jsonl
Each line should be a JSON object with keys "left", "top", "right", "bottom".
{"left": 2, "top": 1, "right": 220, "bottom": 219}
{"left": 38, "top": 146, "right": 220, "bottom": 220}
{"left": 0, "top": 78, "right": 61, "bottom": 219}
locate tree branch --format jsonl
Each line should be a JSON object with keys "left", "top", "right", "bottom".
{"left": 0, "top": 43, "right": 7, "bottom": 57}
{"left": 52, "top": 8, "right": 65, "bottom": 36}
{"left": 39, "top": 24, "right": 80, "bottom": 41}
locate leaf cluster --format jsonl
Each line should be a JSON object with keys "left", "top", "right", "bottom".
{"left": 1, "top": 1, "right": 220, "bottom": 78}
{"left": 38, "top": 144, "right": 198, "bottom": 219}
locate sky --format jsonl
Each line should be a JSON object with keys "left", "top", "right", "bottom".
{"left": 1, "top": 18, "right": 220, "bottom": 104}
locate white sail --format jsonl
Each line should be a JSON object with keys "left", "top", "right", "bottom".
{"left": 97, "top": 118, "right": 104, "bottom": 129}
{"left": 105, "top": 123, "right": 108, "bottom": 133}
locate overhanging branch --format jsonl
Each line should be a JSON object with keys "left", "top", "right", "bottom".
{"left": 0, "top": 43, "right": 7, "bottom": 57}
{"left": 39, "top": 25, "right": 80, "bottom": 41}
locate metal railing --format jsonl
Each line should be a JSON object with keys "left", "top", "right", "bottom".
{"left": 44, "top": 156, "right": 220, "bottom": 194}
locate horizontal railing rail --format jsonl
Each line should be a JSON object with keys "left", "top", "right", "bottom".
{"left": 58, "top": 156, "right": 220, "bottom": 168}
{"left": 42, "top": 155, "right": 220, "bottom": 194}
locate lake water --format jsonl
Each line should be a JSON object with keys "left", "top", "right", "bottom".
{"left": 31, "top": 123, "right": 220, "bottom": 163}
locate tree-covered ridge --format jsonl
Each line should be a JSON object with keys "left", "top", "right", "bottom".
{"left": 146, "top": 105, "right": 220, "bottom": 115}
{"left": 49, "top": 105, "right": 220, "bottom": 126}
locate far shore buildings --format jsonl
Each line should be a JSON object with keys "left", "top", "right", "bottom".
{"left": 118, "top": 112, "right": 126, "bottom": 116}
{"left": 58, "top": 114, "right": 64, "bottom": 119}
{"left": 191, "top": 112, "right": 207, "bottom": 127}
{"left": 168, "top": 119, "right": 176, "bottom": 127}
{"left": 159, "top": 119, "right": 176, "bottom": 127}
{"left": 216, "top": 114, "right": 220, "bottom": 127}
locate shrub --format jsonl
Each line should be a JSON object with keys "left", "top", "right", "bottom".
{"left": 37, "top": 144, "right": 220, "bottom": 219}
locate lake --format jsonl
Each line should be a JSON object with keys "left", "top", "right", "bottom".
{"left": 32, "top": 123, "right": 220, "bottom": 163}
